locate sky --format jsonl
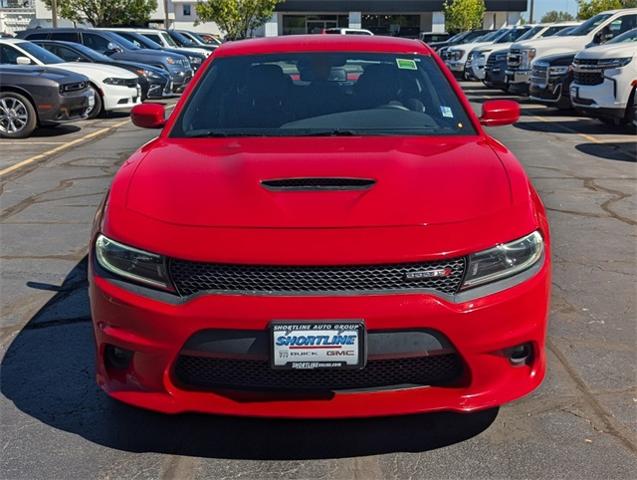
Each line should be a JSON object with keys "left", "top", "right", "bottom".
{"left": 523, "top": 0, "right": 580, "bottom": 22}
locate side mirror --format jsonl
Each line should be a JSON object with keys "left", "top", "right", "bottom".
{"left": 105, "top": 42, "right": 122, "bottom": 54}
{"left": 479, "top": 100, "right": 520, "bottom": 127}
{"left": 16, "top": 56, "right": 32, "bottom": 65}
{"left": 131, "top": 103, "right": 166, "bottom": 129}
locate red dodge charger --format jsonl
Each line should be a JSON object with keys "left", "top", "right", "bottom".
{"left": 89, "top": 35, "right": 550, "bottom": 417}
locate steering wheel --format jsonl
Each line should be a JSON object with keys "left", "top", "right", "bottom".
{"left": 379, "top": 103, "right": 410, "bottom": 111}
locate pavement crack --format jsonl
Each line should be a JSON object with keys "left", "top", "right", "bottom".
{"left": 547, "top": 338, "right": 637, "bottom": 454}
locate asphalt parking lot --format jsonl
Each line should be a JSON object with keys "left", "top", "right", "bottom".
{"left": 1, "top": 84, "right": 635, "bottom": 479}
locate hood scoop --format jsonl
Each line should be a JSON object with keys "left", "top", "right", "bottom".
{"left": 261, "top": 177, "right": 376, "bottom": 191}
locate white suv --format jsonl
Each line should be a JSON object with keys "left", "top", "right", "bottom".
{"left": 507, "top": 9, "right": 637, "bottom": 91}
{"left": 570, "top": 28, "right": 637, "bottom": 125}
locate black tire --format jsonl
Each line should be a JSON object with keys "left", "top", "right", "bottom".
{"left": 0, "top": 91, "right": 37, "bottom": 139}
{"left": 85, "top": 84, "right": 103, "bottom": 119}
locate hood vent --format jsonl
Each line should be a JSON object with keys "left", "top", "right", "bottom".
{"left": 261, "top": 177, "right": 376, "bottom": 191}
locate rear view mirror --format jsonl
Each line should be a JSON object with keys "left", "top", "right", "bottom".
{"left": 131, "top": 103, "right": 166, "bottom": 129}
{"left": 105, "top": 42, "right": 122, "bottom": 54}
{"left": 16, "top": 56, "right": 32, "bottom": 65}
{"left": 479, "top": 100, "right": 520, "bottom": 127}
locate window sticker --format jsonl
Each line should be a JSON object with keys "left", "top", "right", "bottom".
{"left": 440, "top": 106, "right": 454, "bottom": 118}
{"left": 396, "top": 58, "right": 417, "bottom": 70}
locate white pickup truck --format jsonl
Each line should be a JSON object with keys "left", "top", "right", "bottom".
{"left": 570, "top": 28, "right": 637, "bottom": 125}
{"left": 506, "top": 9, "right": 637, "bottom": 92}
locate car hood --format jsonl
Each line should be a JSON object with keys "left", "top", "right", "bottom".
{"left": 57, "top": 62, "right": 137, "bottom": 79}
{"left": 511, "top": 35, "right": 587, "bottom": 54}
{"left": 124, "top": 136, "right": 512, "bottom": 228}
{"left": 576, "top": 43, "right": 637, "bottom": 59}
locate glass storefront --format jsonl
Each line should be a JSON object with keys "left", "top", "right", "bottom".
{"left": 362, "top": 14, "right": 421, "bottom": 37}
{"left": 282, "top": 15, "right": 349, "bottom": 35}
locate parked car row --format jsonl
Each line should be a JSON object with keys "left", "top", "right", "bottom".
{"left": 1, "top": 27, "right": 221, "bottom": 138}
{"left": 441, "top": 8, "right": 637, "bottom": 126}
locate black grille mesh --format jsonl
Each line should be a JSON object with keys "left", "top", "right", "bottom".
{"left": 261, "top": 177, "right": 375, "bottom": 190}
{"left": 574, "top": 70, "right": 603, "bottom": 86}
{"left": 169, "top": 258, "right": 466, "bottom": 297}
{"left": 174, "top": 354, "right": 463, "bottom": 391}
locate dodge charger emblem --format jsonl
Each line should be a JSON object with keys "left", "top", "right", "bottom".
{"left": 405, "top": 267, "right": 453, "bottom": 280}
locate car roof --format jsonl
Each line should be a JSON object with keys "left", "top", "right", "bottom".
{"left": 214, "top": 35, "right": 432, "bottom": 57}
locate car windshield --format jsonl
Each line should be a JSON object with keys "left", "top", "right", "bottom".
{"left": 568, "top": 13, "right": 612, "bottom": 36}
{"left": 109, "top": 32, "right": 141, "bottom": 50}
{"left": 160, "top": 32, "right": 178, "bottom": 47}
{"left": 555, "top": 26, "right": 577, "bottom": 36}
{"left": 64, "top": 42, "right": 112, "bottom": 61}
{"left": 476, "top": 30, "right": 502, "bottom": 42}
{"left": 494, "top": 28, "right": 529, "bottom": 43}
{"left": 541, "top": 25, "right": 571, "bottom": 37}
{"left": 607, "top": 28, "right": 637, "bottom": 43}
{"left": 170, "top": 30, "right": 196, "bottom": 47}
{"left": 121, "top": 32, "right": 161, "bottom": 50}
{"left": 171, "top": 52, "right": 475, "bottom": 138}
{"left": 18, "top": 41, "right": 64, "bottom": 64}
{"left": 516, "top": 26, "right": 544, "bottom": 41}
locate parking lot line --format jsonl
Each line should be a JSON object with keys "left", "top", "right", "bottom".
{"left": 0, "top": 118, "right": 131, "bottom": 178}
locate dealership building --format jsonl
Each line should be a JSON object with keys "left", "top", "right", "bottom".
{"left": 29, "top": 0, "right": 527, "bottom": 36}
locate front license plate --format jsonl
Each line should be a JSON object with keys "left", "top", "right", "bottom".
{"left": 271, "top": 321, "right": 366, "bottom": 370}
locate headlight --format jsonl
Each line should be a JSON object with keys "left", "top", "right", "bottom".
{"left": 548, "top": 66, "right": 569, "bottom": 75}
{"left": 103, "top": 77, "right": 131, "bottom": 86}
{"left": 598, "top": 57, "right": 632, "bottom": 68}
{"left": 188, "top": 55, "right": 202, "bottom": 65}
{"left": 451, "top": 49, "right": 464, "bottom": 61}
{"left": 461, "top": 231, "right": 544, "bottom": 289}
{"left": 143, "top": 69, "right": 162, "bottom": 79}
{"left": 95, "top": 234, "right": 173, "bottom": 290}
{"left": 522, "top": 48, "right": 536, "bottom": 68}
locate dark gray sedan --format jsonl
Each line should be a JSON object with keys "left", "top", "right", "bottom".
{"left": 0, "top": 65, "right": 93, "bottom": 138}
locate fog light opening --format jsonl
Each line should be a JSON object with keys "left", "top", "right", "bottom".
{"left": 507, "top": 343, "right": 533, "bottom": 366}
{"left": 105, "top": 345, "right": 133, "bottom": 370}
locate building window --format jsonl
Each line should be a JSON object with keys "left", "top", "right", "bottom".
{"left": 362, "top": 14, "right": 420, "bottom": 37}
{"left": 282, "top": 15, "right": 348, "bottom": 35}
{"left": 183, "top": 4, "right": 191, "bottom": 16}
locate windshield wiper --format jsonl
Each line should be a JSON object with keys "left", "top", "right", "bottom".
{"left": 287, "top": 129, "right": 360, "bottom": 137}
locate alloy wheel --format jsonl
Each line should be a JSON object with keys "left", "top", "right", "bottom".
{"left": 0, "top": 97, "right": 29, "bottom": 135}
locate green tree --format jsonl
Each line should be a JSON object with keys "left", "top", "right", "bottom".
{"left": 443, "top": 0, "right": 486, "bottom": 33}
{"left": 576, "top": 0, "right": 635, "bottom": 19}
{"left": 540, "top": 10, "right": 576, "bottom": 22}
{"left": 196, "top": 0, "right": 283, "bottom": 40}
{"left": 43, "top": 0, "right": 157, "bottom": 27}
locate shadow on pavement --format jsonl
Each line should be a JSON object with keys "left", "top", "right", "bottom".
{"left": 575, "top": 142, "right": 636, "bottom": 162}
{"left": 32, "top": 124, "right": 82, "bottom": 137}
{"left": 1, "top": 258, "right": 497, "bottom": 460}
{"left": 515, "top": 119, "right": 636, "bottom": 136}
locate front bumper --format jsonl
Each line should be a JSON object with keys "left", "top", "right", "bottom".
{"left": 102, "top": 84, "right": 142, "bottom": 112}
{"left": 89, "top": 253, "right": 550, "bottom": 418}
{"left": 506, "top": 69, "right": 531, "bottom": 85}
{"left": 484, "top": 66, "right": 507, "bottom": 88}
{"left": 445, "top": 60, "right": 466, "bottom": 73}
{"left": 570, "top": 76, "right": 630, "bottom": 119}
{"left": 38, "top": 89, "right": 92, "bottom": 125}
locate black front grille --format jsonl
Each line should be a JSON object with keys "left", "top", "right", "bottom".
{"left": 169, "top": 258, "right": 466, "bottom": 297}
{"left": 531, "top": 65, "right": 548, "bottom": 85}
{"left": 574, "top": 70, "right": 603, "bottom": 86}
{"left": 507, "top": 49, "right": 521, "bottom": 68}
{"left": 174, "top": 354, "right": 463, "bottom": 391}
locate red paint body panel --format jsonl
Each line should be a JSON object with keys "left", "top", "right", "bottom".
{"left": 89, "top": 35, "right": 551, "bottom": 417}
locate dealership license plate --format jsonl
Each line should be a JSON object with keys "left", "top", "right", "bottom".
{"left": 270, "top": 322, "right": 366, "bottom": 370}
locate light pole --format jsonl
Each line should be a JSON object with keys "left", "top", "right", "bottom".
{"left": 51, "top": 0, "right": 58, "bottom": 28}
{"left": 529, "top": 0, "right": 535, "bottom": 23}
{"left": 163, "top": 0, "right": 170, "bottom": 28}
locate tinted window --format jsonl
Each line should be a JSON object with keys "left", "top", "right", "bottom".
{"left": 143, "top": 33, "right": 163, "bottom": 46}
{"left": 24, "top": 32, "right": 48, "bottom": 40}
{"left": 50, "top": 32, "right": 80, "bottom": 42}
{"left": 14, "top": 42, "right": 63, "bottom": 64}
{"left": 0, "top": 45, "right": 23, "bottom": 64}
{"left": 541, "top": 25, "right": 570, "bottom": 37}
{"left": 82, "top": 33, "right": 111, "bottom": 53}
{"left": 50, "top": 45, "right": 84, "bottom": 62}
{"left": 171, "top": 53, "right": 475, "bottom": 138}
{"left": 516, "top": 26, "right": 543, "bottom": 41}
{"left": 604, "top": 15, "right": 637, "bottom": 39}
